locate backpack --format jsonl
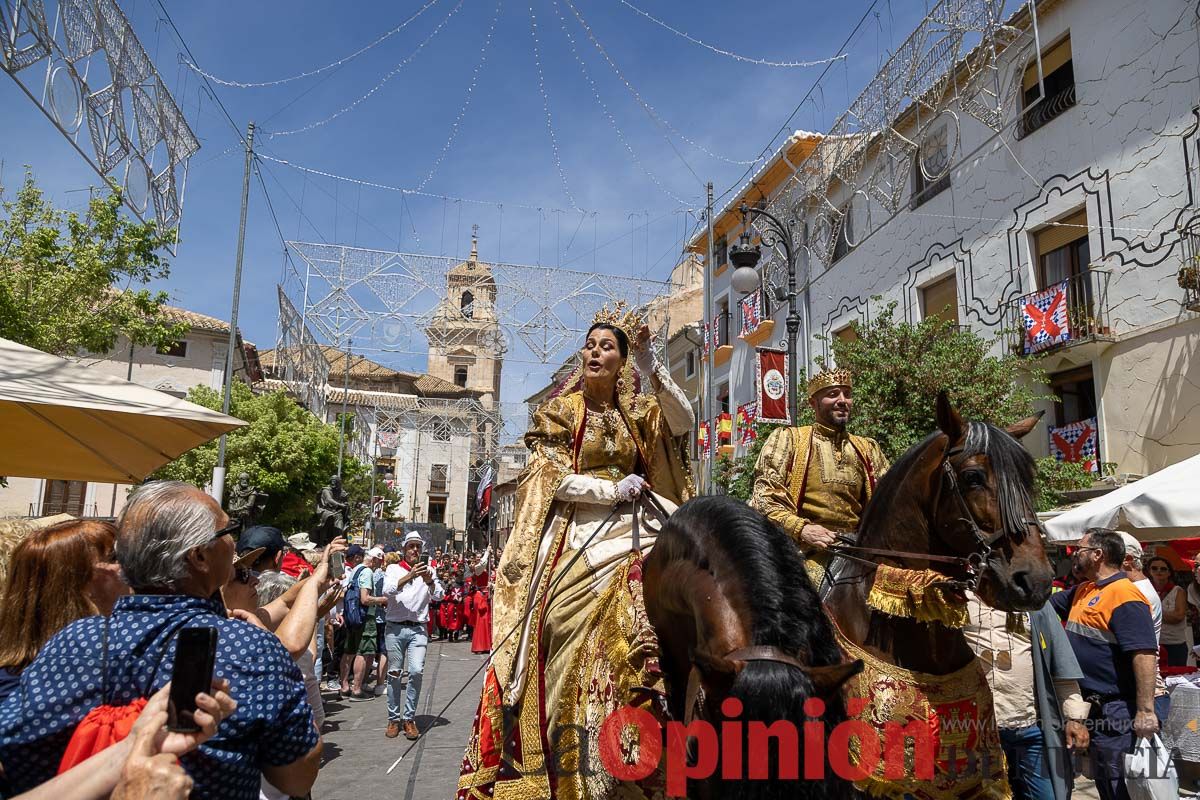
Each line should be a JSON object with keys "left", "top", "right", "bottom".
{"left": 343, "top": 565, "right": 368, "bottom": 627}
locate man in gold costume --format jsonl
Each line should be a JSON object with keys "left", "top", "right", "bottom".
{"left": 750, "top": 368, "right": 889, "bottom": 588}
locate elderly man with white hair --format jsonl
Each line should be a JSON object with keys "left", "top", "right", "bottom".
{"left": 0, "top": 480, "right": 323, "bottom": 800}
{"left": 382, "top": 531, "right": 443, "bottom": 740}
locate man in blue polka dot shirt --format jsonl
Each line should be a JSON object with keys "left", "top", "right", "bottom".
{"left": 0, "top": 481, "right": 323, "bottom": 799}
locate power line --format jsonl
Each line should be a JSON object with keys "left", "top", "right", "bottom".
{"left": 713, "top": 0, "right": 884, "bottom": 210}
{"left": 182, "top": 0, "right": 443, "bottom": 88}
{"left": 256, "top": 151, "right": 684, "bottom": 216}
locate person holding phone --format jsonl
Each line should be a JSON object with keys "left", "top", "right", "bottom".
{"left": 0, "top": 481, "right": 324, "bottom": 800}
{"left": 381, "top": 532, "right": 444, "bottom": 740}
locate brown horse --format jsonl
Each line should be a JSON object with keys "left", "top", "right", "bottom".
{"left": 642, "top": 495, "right": 864, "bottom": 800}
{"left": 823, "top": 392, "right": 1053, "bottom": 670}
{"left": 819, "top": 392, "right": 1054, "bottom": 794}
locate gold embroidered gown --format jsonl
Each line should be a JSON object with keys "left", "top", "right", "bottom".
{"left": 750, "top": 421, "right": 890, "bottom": 585}
{"left": 458, "top": 355, "right": 693, "bottom": 800}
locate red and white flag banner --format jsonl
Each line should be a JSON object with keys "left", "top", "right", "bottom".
{"left": 755, "top": 348, "right": 790, "bottom": 424}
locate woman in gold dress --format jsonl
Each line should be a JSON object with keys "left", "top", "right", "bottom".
{"left": 458, "top": 303, "right": 694, "bottom": 800}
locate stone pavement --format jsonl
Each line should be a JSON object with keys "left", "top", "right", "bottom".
{"left": 313, "top": 637, "right": 487, "bottom": 800}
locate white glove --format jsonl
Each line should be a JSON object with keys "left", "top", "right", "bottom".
{"left": 614, "top": 474, "right": 649, "bottom": 504}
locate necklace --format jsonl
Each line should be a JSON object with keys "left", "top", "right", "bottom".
{"left": 585, "top": 395, "right": 621, "bottom": 456}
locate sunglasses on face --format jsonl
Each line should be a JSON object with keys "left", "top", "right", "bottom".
{"left": 211, "top": 519, "right": 242, "bottom": 543}
{"left": 234, "top": 567, "right": 260, "bottom": 585}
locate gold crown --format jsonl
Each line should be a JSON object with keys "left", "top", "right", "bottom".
{"left": 591, "top": 300, "right": 645, "bottom": 341}
{"left": 807, "top": 368, "right": 852, "bottom": 398}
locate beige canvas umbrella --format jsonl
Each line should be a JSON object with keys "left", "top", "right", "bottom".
{"left": 0, "top": 337, "right": 245, "bottom": 483}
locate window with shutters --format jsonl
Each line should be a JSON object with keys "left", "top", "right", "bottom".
{"left": 921, "top": 274, "right": 959, "bottom": 325}
{"left": 1018, "top": 36, "right": 1076, "bottom": 139}
{"left": 834, "top": 324, "right": 859, "bottom": 343}
{"left": 42, "top": 480, "right": 87, "bottom": 516}
{"left": 427, "top": 498, "right": 446, "bottom": 524}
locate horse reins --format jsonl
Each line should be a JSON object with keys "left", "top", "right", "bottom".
{"left": 824, "top": 441, "right": 1034, "bottom": 593}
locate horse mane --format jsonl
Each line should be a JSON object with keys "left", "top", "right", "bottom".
{"left": 859, "top": 421, "right": 1037, "bottom": 541}
{"left": 665, "top": 497, "right": 853, "bottom": 799}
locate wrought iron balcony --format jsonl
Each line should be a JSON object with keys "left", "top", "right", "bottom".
{"left": 1005, "top": 269, "right": 1113, "bottom": 358}
{"left": 1015, "top": 83, "right": 1077, "bottom": 140}
{"left": 1180, "top": 225, "right": 1200, "bottom": 312}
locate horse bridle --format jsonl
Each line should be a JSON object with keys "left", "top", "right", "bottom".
{"left": 826, "top": 441, "right": 1041, "bottom": 593}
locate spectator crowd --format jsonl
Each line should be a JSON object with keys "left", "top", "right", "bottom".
{"left": 0, "top": 480, "right": 494, "bottom": 800}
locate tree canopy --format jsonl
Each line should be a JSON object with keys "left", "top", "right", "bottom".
{"left": 0, "top": 170, "right": 185, "bottom": 355}
{"left": 152, "top": 383, "right": 402, "bottom": 534}
{"left": 714, "top": 301, "right": 1096, "bottom": 510}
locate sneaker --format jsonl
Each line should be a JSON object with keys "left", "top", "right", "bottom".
{"left": 348, "top": 690, "right": 373, "bottom": 702}
{"left": 373, "top": 684, "right": 387, "bottom": 696}
{"left": 321, "top": 680, "right": 340, "bottom": 692}
{"left": 403, "top": 719, "right": 420, "bottom": 740}
{"left": 385, "top": 721, "right": 401, "bottom": 739}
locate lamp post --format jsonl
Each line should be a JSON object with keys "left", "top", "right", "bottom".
{"left": 728, "top": 202, "right": 801, "bottom": 424}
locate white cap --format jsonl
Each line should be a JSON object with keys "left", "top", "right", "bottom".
{"left": 287, "top": 532, "right": 318, "bottom": 552}
{"left": 1116, "top": 530, "right": 1143, "bottom": 556}
{"left": 402, "top": 531, "right": 424, "bottom": 547}
{"left": 367, "top": 546, "right": 385, "bottom": 560}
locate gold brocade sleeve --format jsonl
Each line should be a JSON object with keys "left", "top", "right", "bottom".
{"left": 869, "top": 438, "right": 891, "bottom": 479}
{"left": 750, "top": 427, "right": 809, "bottom": 543}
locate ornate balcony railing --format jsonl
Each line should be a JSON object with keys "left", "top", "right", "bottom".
{"left": 1005, "top": 269, "right": 1112, "bottom": 356}
{"left": 1016, "top": 83, "right": 1077, "bottom": 140}
{"left": 1180, "top": 224, "right": 1200, "bottom": 312}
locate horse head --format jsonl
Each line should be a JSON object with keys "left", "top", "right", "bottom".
{"left": 927, "top": 391, "right": 1054, "bottom": 611}
{"left": 643, "top": 496, "right": 863, "bottom": 799}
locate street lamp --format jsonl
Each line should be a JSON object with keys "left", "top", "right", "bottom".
{"left": 726, "top": 202, "right": 801, "bottom": 423}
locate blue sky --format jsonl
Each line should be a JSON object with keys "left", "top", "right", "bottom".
{"left": 1, "top": 0, "right": 933, "bottom": 398}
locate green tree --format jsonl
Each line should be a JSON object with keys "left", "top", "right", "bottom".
{"left": 0, "top": 170, "right": 185, "bottom": 355}
{"left": 151, "top": 383, "right": 402, "bottom": 534}
{"left": 713, "top": 301, "right": 1098, "bottom": 509}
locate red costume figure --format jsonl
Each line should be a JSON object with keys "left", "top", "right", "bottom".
{"left": 441, "top": 582, "right": 465, "bottom": 640}
{"left": 471, "top": 588, "right": 492, "bottom": 654}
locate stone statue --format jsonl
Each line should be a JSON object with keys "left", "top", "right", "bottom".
{"left": 226, "top": 472, "right": 267, "bottom": 527}
{"left": 314, "top": 474, "right": 350, "bottom": 545}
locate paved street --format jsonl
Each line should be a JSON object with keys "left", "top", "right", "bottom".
{"left": 314, "top": 638, "right": 487, "bottom": 800}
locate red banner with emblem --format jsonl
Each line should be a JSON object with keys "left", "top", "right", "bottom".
{"left": 755, "top": 348, "right": 789, "bottom": 424}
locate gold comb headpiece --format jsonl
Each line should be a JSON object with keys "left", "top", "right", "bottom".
{"left": 590, "top": 300, "right": 645, "bottom": 341}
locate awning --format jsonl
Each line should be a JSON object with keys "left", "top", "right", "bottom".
{"left": 1043, "top": 453, "right": 1200, "bottom": 543}
{"left": 0, "top": 337, "right": 245, "bottom": 483}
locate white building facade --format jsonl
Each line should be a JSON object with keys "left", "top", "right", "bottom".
{"left": 699, "top": 0, "right": 1200, "bottom": 479}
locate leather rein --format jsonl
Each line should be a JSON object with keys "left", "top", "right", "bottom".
{"left": 824, "top": 441, "right": 1042, "bottom": 593}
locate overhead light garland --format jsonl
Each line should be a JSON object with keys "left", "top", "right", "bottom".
{"left": 616, "top": 0, "right": 850, "bottom": 69}
{"left": 550, "top": 0, "right": 691, "bottom": 206}
{"left": 416, "top": 0, "right": 504, "bottom": 191}
{"left": 183, "top": 0, "right": 443, "bottom": 87}
{"left": 266, "top": 0, "right": 465, "bottom": 138}
{"left": 529, "top": 2, "right": 581, "bottom": 212}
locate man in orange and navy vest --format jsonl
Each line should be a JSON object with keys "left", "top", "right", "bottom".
{"left": 750, "top": 368, "right": 889, "bottom": 588}
{"left": 1050, "top": 526, "right": 1165, "bottom": 800}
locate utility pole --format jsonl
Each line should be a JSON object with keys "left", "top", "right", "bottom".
{"left": 701, "top": 182, "right": 714, "bottom": 493}
{"left": 212, "top": 121, "right": 255, "bottom": 504}
{"left": 337, "top": 336, "right": 352, "bottom": 478}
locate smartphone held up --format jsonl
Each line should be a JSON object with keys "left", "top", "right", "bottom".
{"left": 168, "top": 626, "right": 218, "bottom": 732}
